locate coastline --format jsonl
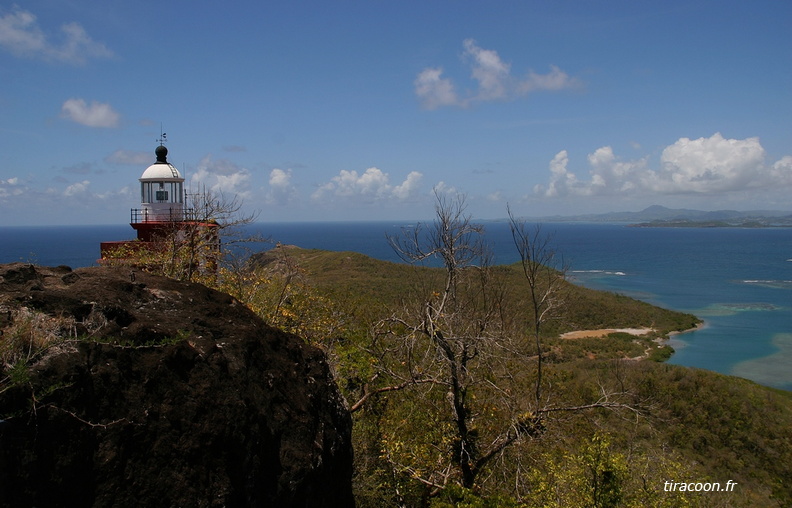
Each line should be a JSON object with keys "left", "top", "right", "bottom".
{"left": 559, "top": 321, "right": 705, "bottom": 362}
{"left": 560, "top": 327, "right": 653, "bottom": 340}
{"left": 665, "top": 321, "right": 707, "bottom": 351}
{"left": 560, "top": 321, "right": 704, "bottom": 342}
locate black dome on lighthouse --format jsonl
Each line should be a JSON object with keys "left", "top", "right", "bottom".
{"left": 141, "top": 142, "right": 182, "bottom": 181}
{"left": 155, "top": 145, "right": 168, "bottom": 163}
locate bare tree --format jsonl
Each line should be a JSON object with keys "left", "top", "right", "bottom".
{"left": 507, "top": 205, "right": 569, "bottom": 407}
{"left": 179, "top": 187, "right": 262, "bottom": 281}
{"left": 356, "top": 192, "right": 544, "bottom": 497}
{"left": 351, "top": 196, "right": 642, "bottom": 503}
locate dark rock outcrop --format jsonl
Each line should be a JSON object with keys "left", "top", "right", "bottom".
{"left": 0, "top": 263, "right": 354, "bottom": 507}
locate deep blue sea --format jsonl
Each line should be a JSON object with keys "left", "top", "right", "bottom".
{"left": 1, "top": 222, "right": 790, "bottom": 391}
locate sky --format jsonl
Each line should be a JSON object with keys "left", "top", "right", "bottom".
{"left": 1, "top": 0, "right": 790, "bottom": 226}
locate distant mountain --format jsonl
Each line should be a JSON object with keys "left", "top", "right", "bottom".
{"left": 526, "top": 205, "right": 792, "bottom": 226}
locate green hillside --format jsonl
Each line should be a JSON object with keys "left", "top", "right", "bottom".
{"left": 249, "top": 245, "right": 792, "bottom": 507}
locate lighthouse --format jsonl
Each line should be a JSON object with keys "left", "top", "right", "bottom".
{"left": 131, "top": 140, "right": 187, "bottom": 241}
{"left": 99, "top": 137, "right": 219, "bottom": 272}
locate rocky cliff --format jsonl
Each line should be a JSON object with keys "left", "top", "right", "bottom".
{"left": 0, "top": 263, "right": 354, "bottom": 507}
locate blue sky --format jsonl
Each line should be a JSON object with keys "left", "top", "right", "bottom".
{"left": 1, "top": 1, "right": 790, "bottom": 225}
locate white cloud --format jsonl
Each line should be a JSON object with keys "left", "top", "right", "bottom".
{"left": 191, "top": 155, "right": 252, "bottom": 198}
{"left": 432, "top": 181, "right": 458, "bottom": 196}
{"left": 655, "top": 133, "right": 765, "bottom": 193}
{"left": 61, "top": 98, "right": 120, "bottom": 128}
{"left": 414, "top": 68, "right": 459, "bottom": 110}
{"left": 392, "top": 171, "right": 423, "bottom": 200}
{"left": 541, "top": 150, "right": 577, "bottom": 197}
{"left": 463, "top": 39, "right": 510, "bottom": 101}
{"left": 517, "top": 65, "right": 578, "bottom": 94}
{"left": 0, "top": 7, "right": 112, "bottom": 64}
{"left": 313, "top": 167, "right": 423, "bottom": 202}
{"left": 415, "top": 39, "right": 580, "bottom": 109}
{"left": 770, "top": 156, "right": 792, "bottom": 185}
{"left": 63, "top": 180, "right": 90, "bottom": 197}
{"left": 487, "top": 191, "right": 502, "bottom": 202}
{"left": 266, "top": 168, "right": 297, "bottom": 205}
{"left": 0, "top": 177, "right": 24, "bottom": 198}
{"left": 536, "top": 133, "right": 791, "bottom": 199}
{"left": 0, "top": 173, "right": 138, "bottom": 224}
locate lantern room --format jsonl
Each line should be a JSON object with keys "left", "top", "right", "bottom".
{"left": 136, "top": 144, "right": 185, "bottom": 222}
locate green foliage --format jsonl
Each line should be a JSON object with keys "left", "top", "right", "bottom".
{"left": 249, "top": 248, "right": 695, "bottom": 354}
{"left": 154, "top": 241, "right": 786, "bottom": 506}
{"left": 0, "top": 307, "right": 77, "bottom": 394}
{"left": 525, "top": 431, "right": 715, "bottom": 508}
{"left": 430, "top": 485, "right": 524, "bottom": 507}
{"left": 78, "top": 330, "right": 190, "bottom": 348}
{"left": 527, "top": 433, "right": 627, "bottom": 508}
{"left": 101, "top": 231, "right": 220, "bottom": 287}
{"left": 646, "top": 344, "right": 674, "bottom": 362}
{"left": 235, "top": 244, "right": 792, "bottom": 506}
{"left": 7, "top": 359, "right": 30, "bottom": 386}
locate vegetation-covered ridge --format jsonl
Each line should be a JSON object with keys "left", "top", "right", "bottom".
{"left": 249, "top": 242, "right": 790, "bottom": 507}
{"left": 250, "top": 244, "right": 700, "bottom": 338}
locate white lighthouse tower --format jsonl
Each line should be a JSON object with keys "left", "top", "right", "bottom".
{"left": 100, "top": 134, "right": 219, "bottom": 270}
{"left": 128, "top": 136, "right": 193, "bottom": 242}
{"left": 136, "top": 140, "right": 185, "bottom": 223}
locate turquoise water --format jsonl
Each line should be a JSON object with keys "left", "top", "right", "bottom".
{"left": 533, "top": 225, "right": 791, "bottom": 391}
{"left": 1, "top": 222, "right": 790, "bottom": 390}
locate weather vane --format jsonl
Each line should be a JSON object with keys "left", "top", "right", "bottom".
{"left": 157, "top": 124, "right": 167, "bottom": 146}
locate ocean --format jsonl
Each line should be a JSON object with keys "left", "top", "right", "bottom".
{"left": 1, "top": 221, "right": 790, "bottom": 391}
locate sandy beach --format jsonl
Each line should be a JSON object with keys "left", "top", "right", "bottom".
{"left": 560, "top": 327, "right": 654, "bottom": 340}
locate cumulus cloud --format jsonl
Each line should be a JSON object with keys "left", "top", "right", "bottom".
{"left": 392, "top": 171, "right": 423, "bottom": 200}
{"left": 540, "top": 150, "right": 579, "bottom": 197}
{"left": 191, "top": 155, "right": 252, "bottom": 199}
{"left": 0, "top": 177, "right": 24, "bottom": 199}
{"left": 312, "top": 167, "right": 423, "bottom": 202}
{"left": 0, "top": 172, "right": 138, "bottom": 224}
{"left": 432, "top": 181, "right": 458, "bottom": 196}
{"left": 655, "top": 134, "right": 765, "bottom": 193}
{"left": 63, "top": 180, "right": 90, "bottom": 197}
{"left": 61, "top": 98, "right": 120, "bottom": 128}
{"left": 770, "top": 156, "right": 792, "bottom": 184}
{"left": 266, "top": 168, "right": 297, "bottom": 205}
{"left": 535, "top": 133, "right": 791, "bottom": 199}
{"left": 414, "top": 68, "right": 459, "bottom": 110}
{"left": 0, "top": 6, "right": 113, "bottom": 64}
{"left": 463, "top": 39, "right": 511, "bottom": 101}
{"left": 415, "top": 39, "right": 580, "bottom": 109}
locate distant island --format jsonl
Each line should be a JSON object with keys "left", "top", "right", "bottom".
{"left": 523, "top": 205, "right": 792, "bottom": 227}
{"left": 629, "top": 219, "right": 792, "bottom": 228}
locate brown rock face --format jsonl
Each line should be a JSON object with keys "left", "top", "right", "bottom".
{"left": 0, "top": 263, "right": 354, "bottom": 507}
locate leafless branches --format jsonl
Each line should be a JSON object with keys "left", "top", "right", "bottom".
{"left": 508, "top": 205, "right": 569, "bottom": 407}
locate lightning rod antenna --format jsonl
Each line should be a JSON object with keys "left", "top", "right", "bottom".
{"left": 157, "top": 123, "right": 167, "bottom": 146}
